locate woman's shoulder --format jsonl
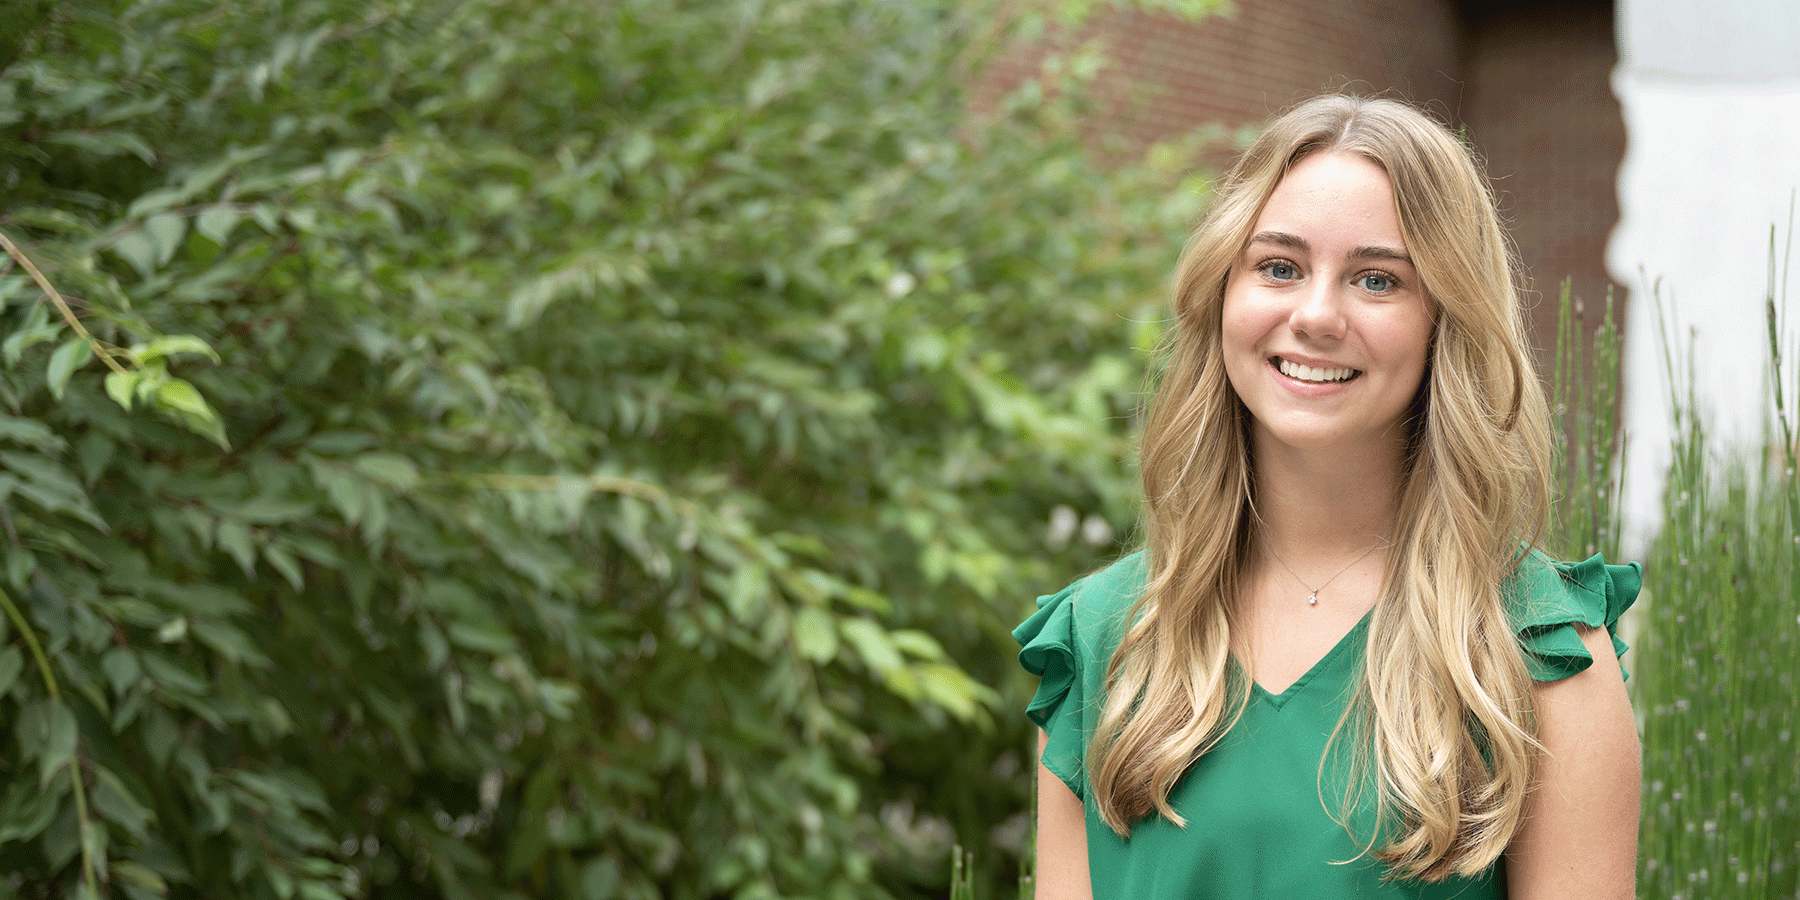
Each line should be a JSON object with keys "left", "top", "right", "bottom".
{"left": 1013, "top": 550, "right": 1149, "bottom": 657}
{"left": 1072, "top": 549, "right": 1151, "bottom": 605}
{"left": 1053, "top": 549, "right": 1151, "bottom": 636}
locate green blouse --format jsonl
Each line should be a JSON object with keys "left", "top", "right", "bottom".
{"left": 1013, "top": 550, "right": 1640, "bottom": 898}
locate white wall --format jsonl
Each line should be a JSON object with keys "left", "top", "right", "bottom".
{"left": 1609, "top": 0, "right": 1800, "bottom": 554}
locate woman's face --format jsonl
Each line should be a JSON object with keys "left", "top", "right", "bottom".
{"left": 1221, "top": 151, "right": 1435, "bottom": 460}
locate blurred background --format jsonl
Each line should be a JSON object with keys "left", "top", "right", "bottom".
{"left": 0, "top": 0, "right": 1792, "bottom": 898}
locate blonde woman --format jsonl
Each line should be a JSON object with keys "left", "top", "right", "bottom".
{"left": 1014, "top": 95, "right": 1640, "bottom": 898}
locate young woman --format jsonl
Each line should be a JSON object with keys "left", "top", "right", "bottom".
{"left": 1014, "top": 95, "right": 1641, "bottom": 898}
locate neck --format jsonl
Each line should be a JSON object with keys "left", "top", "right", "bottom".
{"left": 1250, "top": 436, "right": 1405, "bottom": 560}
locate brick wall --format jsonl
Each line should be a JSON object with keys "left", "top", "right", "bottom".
{"left": 978, "top": 0, "right": 1627, "bottom": 357}
{"left": 975, "top": 0, "right": 1464, "bottom": 161}
{"left": 1461, "top": 0, "right": 1626, "bottom": 357}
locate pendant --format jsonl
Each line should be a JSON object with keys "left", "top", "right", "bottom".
{"left": 1307, "top": 591, "right": 1318, "bottom": 606}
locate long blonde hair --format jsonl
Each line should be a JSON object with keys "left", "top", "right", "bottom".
{"left": 1089, "top": 95, "right": 1551, "bottom": 881}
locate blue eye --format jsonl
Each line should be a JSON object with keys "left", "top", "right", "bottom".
{"left": 1262, "top": 262, "right": 1298, "bottom": 281}
{"left": 1357, "top": 272, "right": 1395, "bottom": 293}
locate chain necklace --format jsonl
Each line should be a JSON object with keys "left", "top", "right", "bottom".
{"left": 1264, "top": 538, "right": 1389, "bottom": 606}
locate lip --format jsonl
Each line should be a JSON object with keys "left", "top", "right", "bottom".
{"left": 1270, "top": 352, "right": 1357, "bottom": 371}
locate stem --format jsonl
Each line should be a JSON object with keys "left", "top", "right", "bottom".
{"left": 0, "top": 585, "right": 98, "bottom": 893}
{"left": 0, "top": 227, "right": 130, "bottom": 376}
{"left": 0, "top": 584, "right": 57, "bottom": 700}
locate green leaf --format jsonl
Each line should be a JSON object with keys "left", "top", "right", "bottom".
{"left": 42, "top": 797, "right": 81, "bottom": 869}
{"left": 127, "top": 186, "right": 190, "bottom": 219}
{"left": 446, "top": 622, "right": 516, "bottom": 656}
{"left": 152, "top": 378, "right": 230, "bottom": 448}
{"left": 0, "top": 646, "right": 23, "bottom": 698}
{"left": 4, "top": 545, "right": 35, "bottom": 589}
{"left": 92, "top": 765, "right": 154, "bottom": 835}
{"left": 145, "top": 212, "right": 187, "bottom": 267}
{"left": 111, "top": 860, "right": 168, "bottom": 893}
{"left": 105, "top": 369, "right": 139, "bottom": 411}
{"left": 581, "top": 858, "right": 621, "bottom": 898}
{"left": 191, "top": 618, "right": 272, "bottom": 667}
{"left": 217, "top": 494, "right": 314, "bottom": 524}
{"left": 196, "top": 206, "right": 240, "bottom": 245}
{"left": 142, "top": 706, "right": 179, "bottom": 769}
{"left": 0, "top": 207, "right": 88, "bottom": 237}
{"left": 39, "top": 699, "right": 76, "bottom": 789}
{"left": 888, "top": 629, "right": 945, "bottom": 660}
{"left": 215, "top": 519, "right": 255, "bottom": 574}
{"left": 0, "top": 449, "right": 107, "bottom": 529}
{"left": 792, "top": 606, "right": 838, "bottom": 663}
{"left": 839, "top": 618, "right": 902, "bottom": 677}
{"left": 101, "top": 647, "right": 140, "bottom": 695}
{"left": 0, "top": 767, "right": 66, "bottom": 843}
{"left": 0, "top": 413, "right": 67, "bottom": 452}
{"left": 3, "top": 301, "right": 56, "bottom": 366}
{"left": 0, "top": 274, "right": 26, "bottom": 306}
{"left": 263, "top": 541, "right": 303, "bottom": 590}
{"left": 915, "top": 661, "right": 997, "bottom": 722}
{"left": 112, "top": 230, "right": 158, "bottom": 279}
{"left": 352, "top": 453, "right": 419, "bottom": 490}
{"left": 312, "top": 465, "right": 368, "bottom": 525}
{"left": 45, "top": 337, "right": 93, "bottom": 401}
{"left": 133, "top": 334, "right": 220, "bottom": 365}
{"left": 45, "top": 128, "right": 156, "bottom": 164}
{"left": 153, "top": 378, "right": 213, "bottom": 419}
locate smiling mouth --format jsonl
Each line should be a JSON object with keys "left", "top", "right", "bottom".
{"left": 1273, "top": 356, "right": 1360, "bottom": 384}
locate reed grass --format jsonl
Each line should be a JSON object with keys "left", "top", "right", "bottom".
{"left": 1550, "top": 281, "right": 1626, "bottom": 563}
{"left": 1628, "top": 235, "right": 1799, "bottom": 899}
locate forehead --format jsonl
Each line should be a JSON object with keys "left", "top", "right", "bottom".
{"left": 1250, "top": 152, "right": 1405, "bottom": 250}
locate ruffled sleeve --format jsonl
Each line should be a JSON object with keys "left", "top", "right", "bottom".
{"left": 1013, "top": 580, "right": 1087, "bottom": 799}
{"left": 1505, "top": 551, "right": 1643, "bottom": 681}
{"left": 1012, "top": 553, "right": 1148, "bottom": 801}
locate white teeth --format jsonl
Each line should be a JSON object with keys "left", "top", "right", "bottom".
{"left": 1277, "top": 358, "right": 1356, "bottom": 383}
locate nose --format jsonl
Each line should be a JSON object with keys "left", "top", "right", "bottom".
{"left": 1289, "top": 280, "right": 1347, "bottom": 340}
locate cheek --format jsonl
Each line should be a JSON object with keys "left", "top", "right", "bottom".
{"left": 1394, "top": 314, "right": 1435, "bottom": 389}
{"left": 1219, "top": 282, "right": 1274, "bottom": 356}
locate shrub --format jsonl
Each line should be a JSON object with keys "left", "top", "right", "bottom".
{"left": 0, "top": 0, "right": 1209, "bottom": 896}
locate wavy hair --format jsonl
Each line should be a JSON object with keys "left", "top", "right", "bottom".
{"left": 1087, "top": 95, "right": 1552, "bottom": 881}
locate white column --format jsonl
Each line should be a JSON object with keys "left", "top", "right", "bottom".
{"left": 1609, "top": 0, "right": 1800, "bottom": 554}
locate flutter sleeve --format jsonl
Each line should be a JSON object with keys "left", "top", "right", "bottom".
{"left": 1507, "top": 551, "right": 1643, "bottom": 682}
{"left": 1013, "top": 580, "right": 1087, "bottom": 799}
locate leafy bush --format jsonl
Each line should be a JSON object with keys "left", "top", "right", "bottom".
{"left": 0, "top": 0, "right": 1211, "bottom": 896}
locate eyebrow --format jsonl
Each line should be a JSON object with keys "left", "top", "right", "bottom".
{"left": 1245, "top": 231, "right": 1413, "bottom": 266}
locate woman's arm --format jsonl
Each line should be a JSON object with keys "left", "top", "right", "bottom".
{"left": 1035, "top": 729, "right": 1092, "bottom": 900}
{"left": 1505, "top": 623, "right": 1641, "bottom": 899}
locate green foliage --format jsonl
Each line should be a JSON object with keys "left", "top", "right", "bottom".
{"left": 1631, "top": 245, "right": 1799, "bottom": 899}
{"left": 1495, "top": 261, "right": 1800, "bottom": 897}
{"left": 0, "top": 0, "right": 1210, "bottom": 896}
{"left": 1552, "top": 245, "right": 1799, "bottom": 897}
{"left": 1548, "top": 280, "right": 1624, "bottom": 562}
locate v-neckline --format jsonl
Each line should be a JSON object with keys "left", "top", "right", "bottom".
{"left": 1241, "top": 612, "right": 1371, "bottom": 710}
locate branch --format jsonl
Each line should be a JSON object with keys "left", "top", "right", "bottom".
{"left": 0, "top": 228, "right": 130, "bottom": 376}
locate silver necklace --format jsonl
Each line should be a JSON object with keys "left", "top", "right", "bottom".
{"left": 1264, "top": 539, "right": 1388, "bottom": 606}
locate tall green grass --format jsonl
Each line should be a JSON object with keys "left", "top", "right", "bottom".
{"left": 1550, "top": 281, "right": 1625, "bottom": 563}
{"left": 1627, "top": 241, "right": 1799, "bottom": 899}
{"left": 1511, "top": 263, "right": 1797, "bottom": 897}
